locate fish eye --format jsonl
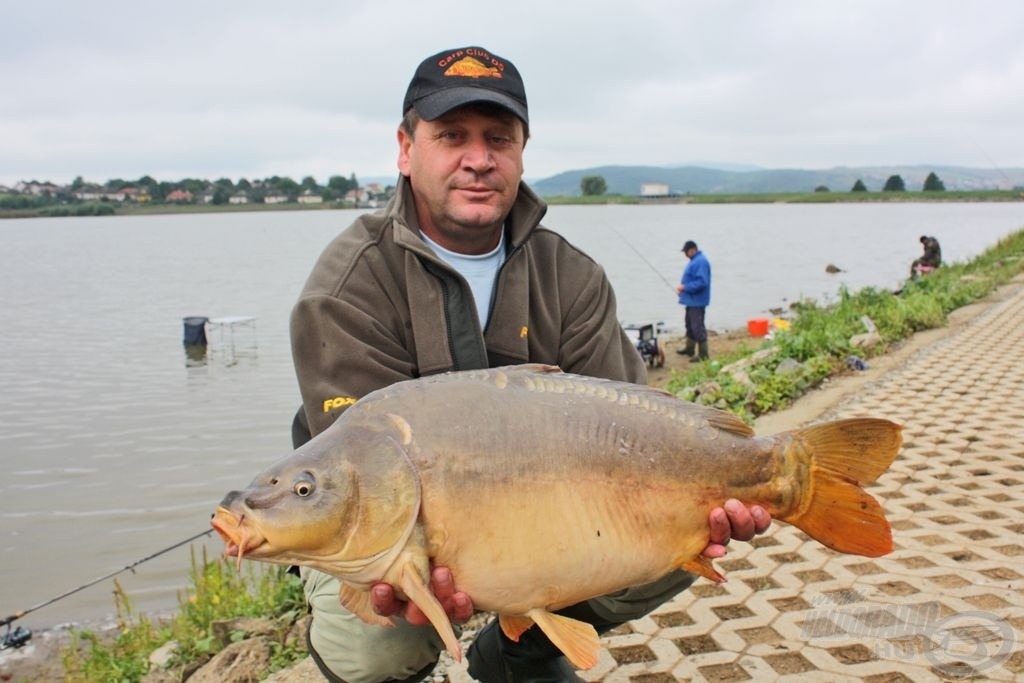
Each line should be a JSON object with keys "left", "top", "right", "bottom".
{"left": 294, "top": 481, "right": 315, "bottom": 497}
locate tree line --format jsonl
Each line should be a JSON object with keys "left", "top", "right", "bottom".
{"left": 578, "top": 171, "right": 949, "bottom": 196}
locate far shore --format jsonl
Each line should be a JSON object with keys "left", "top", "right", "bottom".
{"left": 2, "top": 189, "right": 1022, "bottom": 219}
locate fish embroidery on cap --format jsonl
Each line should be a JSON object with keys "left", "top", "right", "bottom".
{"left": 444, "top": 56, "right": 502, "bottom": 79}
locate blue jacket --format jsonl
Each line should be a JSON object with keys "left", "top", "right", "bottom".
{"left": 678, "top": 250, "right": 711, "bottom": 308}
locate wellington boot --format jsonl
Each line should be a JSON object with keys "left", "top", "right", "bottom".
{"left": 690, "top": 341, "right": 709, "bottom": 363}
{"left": 676, "top": 338, "right": 696, "bottom": 356}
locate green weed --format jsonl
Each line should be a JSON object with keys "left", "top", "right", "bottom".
{"left": 666, "top": 228, "right": 1024, "bottom": 418}
{"left": 60, "top": 548, "right": 304, "bottom": 682}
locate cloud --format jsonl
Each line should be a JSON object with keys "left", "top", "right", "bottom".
{"left": 2, "top": 0, "right": 1023, "bottom": 186}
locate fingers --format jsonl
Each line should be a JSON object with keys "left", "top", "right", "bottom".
{"left": 369, "top": 568, "right": 474, "bottom": 627}
{"left": 707, "top": 506, "right": 732, "bottom": 546}
{"left": 723, "top": 499, "right": 756, "bottom": 541}
{"left": 370, "top": 583, "right": 400, "bottom": 617}
{"left": 433, "top": 567, "right": 474, "bottom": 623}
{"left": 704, "top": 500, "right": 774, "bottom": 558}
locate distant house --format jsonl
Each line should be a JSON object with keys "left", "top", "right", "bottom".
{"left": 297, "top": 190, "right": 323, "bottom": 204}
{"left": 228, "top": 192, "right": 249, "bottom": 205}
{"left": 264, "top": 193, "right": 289, "bottom": 204}
{"left": 345, "top": 188, "right": 370, "bottom": 205}
{"left": 74, "top": 184, "right": 129, "bottom": 201}
{"left": 640, "top": 183, "right": 670, "bottom": 197}
{"left": 166, "top": 189, "right": 194, "bottom": 203}
{"left": 16, "top": 181, "right": 61, "bottom": 196}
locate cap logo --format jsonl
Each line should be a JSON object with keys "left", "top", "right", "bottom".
{"left": 438, "top": 49, "right": 505, "bottom": 79}
{"left": 445, "top": 56, "right": 502, "bottom": 79}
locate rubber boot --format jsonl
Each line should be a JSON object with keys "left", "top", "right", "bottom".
{"left": 690, "top": 341, "right": 709, "bottom": 363}
{"left": 676, "top": 337, "right": 696, "bottom": 356}
{"left": 466, "top": 603, "right": 623, "bottom": 683}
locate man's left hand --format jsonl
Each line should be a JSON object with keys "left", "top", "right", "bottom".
{"left": 370, "top": 566, "right": 473, "bottom": 626}
{"left": 702, "top": 499, "right": 771, "bottom": 558}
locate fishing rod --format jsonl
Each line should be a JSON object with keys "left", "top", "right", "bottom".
{"left": 604, "top": 221, "right": 679, "bottom": 294}
{"left": 1, "top": 528, "right": 214, "bottom": 648}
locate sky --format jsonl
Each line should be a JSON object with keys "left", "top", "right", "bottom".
{"left": 2, "top": 0, "right": 1023, "bottom": 187}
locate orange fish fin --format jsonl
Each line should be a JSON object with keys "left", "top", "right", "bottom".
{"left": 527, "top": 609, "right": 599, "bottom": 670}
{"left": 499, "top": 614, "right": 535, "bottom": 642}
{"left": 338, "top": 582, "right": 392, "bottom": 628}
{"left": 681, "top": 555, "right": 726, "bottom": 583}
{"left": 782, "top": 418, "right": 902, "bottom": 557}
{"left": 396, "top": 561, "right": 462, "bottom": 662}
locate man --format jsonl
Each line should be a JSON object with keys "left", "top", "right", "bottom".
{"left": 675, "top": 240, "right": 711, "bottom": 362}
{"left": 290, "top": 46, "right": 769, "bottom": 683}
{"left": 910, "top": 234, "right": 942, "bottom": 277}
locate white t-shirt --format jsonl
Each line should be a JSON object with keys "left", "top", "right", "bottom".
{"left": 420, "top": 231, "right": 505, "bottom": 329}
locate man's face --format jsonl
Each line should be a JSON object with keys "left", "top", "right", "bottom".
{"left": 397, "top": 105, "right": 525, "bottom": 255}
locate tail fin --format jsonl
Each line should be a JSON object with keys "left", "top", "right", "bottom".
{"left": 781, "top": 418, "right": 902, "bottom": 557}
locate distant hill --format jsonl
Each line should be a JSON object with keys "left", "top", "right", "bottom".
{"left": 530, "top": 164, "right": 1024, "bottom": 196}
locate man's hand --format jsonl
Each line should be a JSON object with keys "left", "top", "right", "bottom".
{"left": 702, "top": 499, "right": 771, "bottom": 559}
{"left": 369, "top": 566, "right": 473, "bottom": 626}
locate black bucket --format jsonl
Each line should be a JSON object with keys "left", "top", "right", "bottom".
{"left": 183, "top": 316, "right": 209, "bottom": 346}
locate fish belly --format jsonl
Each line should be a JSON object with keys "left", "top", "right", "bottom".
{"left": 420, "top": 477, "right": 716, "bottom": 615}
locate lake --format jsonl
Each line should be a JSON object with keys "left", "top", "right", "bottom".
{"left": 1, "top": 201, "right": 1022, "bottom": 630}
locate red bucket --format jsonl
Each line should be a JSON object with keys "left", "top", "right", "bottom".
{"left": 747, "top": 318, "right": 770, "bottom": 337}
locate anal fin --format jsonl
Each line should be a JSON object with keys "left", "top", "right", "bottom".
{"left": 681, "top": 555, "right": 726, "bottom": 583}
{"left": 527, "top": 609, "right": 600, "bottom": 670}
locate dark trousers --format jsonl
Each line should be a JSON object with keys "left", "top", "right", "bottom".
{"left": 685, "top": 306, "right": 707, "bottom": 343}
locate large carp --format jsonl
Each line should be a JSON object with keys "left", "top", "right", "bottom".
{"left": 212, "top": 364, "right": 901, "bottom": 669}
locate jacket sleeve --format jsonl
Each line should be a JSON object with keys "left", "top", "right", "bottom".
{"left": 557, "top": 263, "right": 647, "bottom": 385}
{"left": 684, "top": 259, "right": 709, "bottom": 295}
{"left": 290, "top": 290, "right": 416, "bottom": 438}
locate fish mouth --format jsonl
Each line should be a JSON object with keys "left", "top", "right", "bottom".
{"left": 211, "top": 506, "right": 269, "bottom": 570}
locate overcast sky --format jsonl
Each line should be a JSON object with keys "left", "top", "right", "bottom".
{"left": 2, "top": 0, "right": 1022, "bottom": 187}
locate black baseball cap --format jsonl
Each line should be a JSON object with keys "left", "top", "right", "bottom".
{"left": 682, "top": 240, "right": 698, "bottom": 252}
{"left": 402, "top": 46, "right": 528, "bottom": 125}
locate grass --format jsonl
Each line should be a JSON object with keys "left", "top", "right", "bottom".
{"left": 666, "top": 228, "right": 1024, "bottom": 421}
{"left": 60, "top": 548, "right": 305, "bottom": 682}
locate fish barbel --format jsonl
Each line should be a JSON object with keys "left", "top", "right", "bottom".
{"left": 212, "top": 364, "right": 901, "bottom": 669}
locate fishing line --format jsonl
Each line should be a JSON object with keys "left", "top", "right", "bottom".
{"left": 604, "top": 220, "right": 679, "bottom": 294}
{"left": 1, "top": 528, "right": 213, "bottom": 636}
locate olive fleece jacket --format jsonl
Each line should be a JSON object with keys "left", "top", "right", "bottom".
{"left": 290, "top": 175, "right": 645, "bottom": 437}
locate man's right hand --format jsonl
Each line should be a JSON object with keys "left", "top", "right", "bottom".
{"left": 370, "top": 566, "right": 474, "bottom": 626}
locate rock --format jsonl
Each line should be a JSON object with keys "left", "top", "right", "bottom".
{"left": 825, "top": 264, "right": 843, "bottom": 273}
{"left": 775, "top": 358, "right": 803, "bottom": 375}
{"left": 720, "top": 346, "right": 779, "bottom": 375}
{"left": 211, "top": 616, "right": 280, "bottom": 648}
{"left": 188, "top": 636, "right": 273, "bottom": 683}
{"left": 148, "top": 640, "right": 178, "bottom": 668}
{"left": 264, "top": 656, "right": 327, "bottom": 682}
{"left": 850, "top": 331, "right": 883, "bottom": 349}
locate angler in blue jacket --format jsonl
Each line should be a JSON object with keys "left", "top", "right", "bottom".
{"left": 675, "top": 240, "right": 711, "bottom": 361}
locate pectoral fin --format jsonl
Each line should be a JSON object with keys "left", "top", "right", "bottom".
{"left": 397, "top": 561, "right": 462, "bottom": 662}
{"left": 338, "top": 582, "right": 393, "bottom": 628}
{"left": 527, "top": 609, "right": 600, "bottom": 670}
{"left": 498, "top": 614, "right": 535, "bottom": 642}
